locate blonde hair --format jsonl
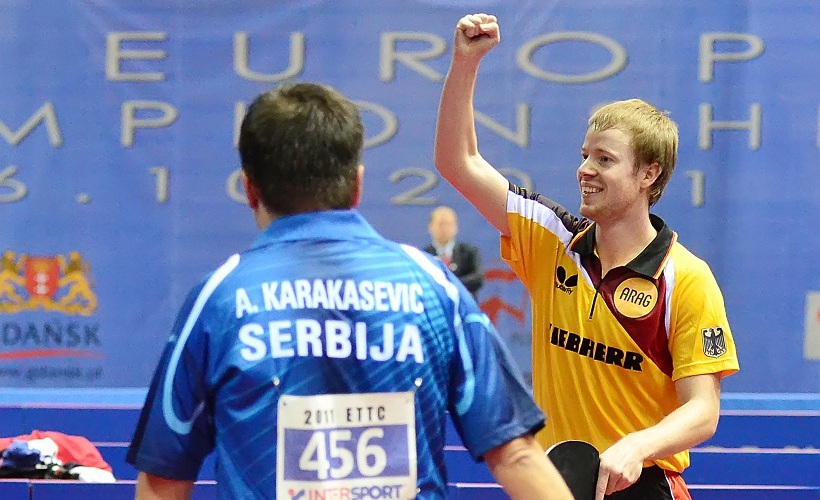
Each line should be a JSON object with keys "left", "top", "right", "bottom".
{"left": 588, "top": 99, "right": 678, "bottom": 206}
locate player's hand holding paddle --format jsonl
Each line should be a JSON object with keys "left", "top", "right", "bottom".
{"left": 546, "top": 440, "right": 600, "bottom": 500}
{"left": 595, "top": 436, "right": 645, "bottom": 499}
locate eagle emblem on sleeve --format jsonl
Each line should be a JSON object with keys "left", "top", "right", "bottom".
{"left": 702, "top": 327, "right": 727, "bottom": 358}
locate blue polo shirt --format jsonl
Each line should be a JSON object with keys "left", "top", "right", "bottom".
{"left": 127, "top": 210, "right": 544, "bottom": 499}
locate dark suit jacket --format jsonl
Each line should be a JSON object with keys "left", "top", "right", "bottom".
{"left": 423, "top": 242, "right": 484, "bottom": 297}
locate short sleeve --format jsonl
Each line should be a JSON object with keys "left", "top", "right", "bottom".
{"left": 126, "top": 281, "right": 216, "bottom": 481}
{"left": 669, "top": 262, "right": 739, "bottom": 381}
{"left": 447, "top": 287, "right": 545, "bottom": 460}
{"left": 502, "top": 184, "right": 583, "bottom": 290}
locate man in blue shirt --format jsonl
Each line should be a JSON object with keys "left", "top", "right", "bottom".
{"left": 127, "top": 82, "right": 572, "bottom": 500}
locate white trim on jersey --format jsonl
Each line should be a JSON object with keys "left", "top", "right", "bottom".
{"left": 162, "top": 253, "right": 241, "bottom": 435}
{"left": 399, "top": 244, "right": 475, "bottom": 415}
{"left": 664, "top": 259, "right": 676, "bottom": 339}
{"left": 507, "top": 191, "right": 594, "bottom": 287}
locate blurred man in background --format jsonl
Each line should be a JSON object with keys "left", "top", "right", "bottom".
{"left": 424, "top": 206, "right": 484, "bottom": 299}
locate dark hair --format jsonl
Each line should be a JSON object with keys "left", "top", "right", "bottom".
{"left": 239, "top": 82, "right": 364, "bottom": 214}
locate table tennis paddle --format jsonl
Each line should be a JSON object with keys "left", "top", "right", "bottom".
{"left": 545, "top": 440, "right": 599, "bottom": 500}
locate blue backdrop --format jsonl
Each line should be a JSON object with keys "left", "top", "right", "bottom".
{"left": 1, "top": 0, "right": 818, "bottom": 392}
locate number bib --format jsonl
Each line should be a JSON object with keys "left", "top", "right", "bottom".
{"left": 277, "top": 392, "right": 417, "bottom": 500}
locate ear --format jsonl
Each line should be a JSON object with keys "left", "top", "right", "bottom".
{"left": 640, "top": 162, "right": 661, "bottom": 190}
{"left": 242, "top": 171, "right": 260, "bottom": 211}
{"left": 351, "top": 165, "right": 365, "bottom": 208}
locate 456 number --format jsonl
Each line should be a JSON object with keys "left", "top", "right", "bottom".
{"left": 300, "top": 428, "right": 386, "bottom": 480}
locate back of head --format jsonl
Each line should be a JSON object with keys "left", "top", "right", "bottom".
{"left": 588, "top": 99, "right": 678, "bottom": 206}
{"left": 239, "top": 82, "right": 364, "bottom": 215}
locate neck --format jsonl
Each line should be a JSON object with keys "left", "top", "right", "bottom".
{"left": 593, "top": 211, "right": 656, "bottom": 276}
{"left": 254, "top": 206, "right": 277, "bottom": 230}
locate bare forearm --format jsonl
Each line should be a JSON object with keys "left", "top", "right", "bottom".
{"left": 434, "top": 58, "right": 482, "bottom": 180}
{"left": 435, "top": 59, "right": 511, "bottom": 234}
{"left": 631, "top": 396, "right": 719, "bottom": 462}
{"left": 435, "top": 14, "right": 511, "bottom": 234}
{"left": 621, "top": 374, "right": 721, "bottom": 462}
{"left": 486, "top": 436, "right": 574, "bottom": 500}
{"left": 135, "top": 472, "right": 194, "bottom": 500}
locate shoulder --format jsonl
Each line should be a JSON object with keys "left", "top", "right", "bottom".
{"left": 507, "top": 185, "right": 590, "bottom": 237}
{"left": 396, "top": 243, "right": 446, "bottom": 272}
{"left": 666, "top": 240, "right": 725, "bottom": 300}
{"left": 187, "top": 254, "right": 243, "bottom": 308}
{"left": 668, "top": 240, "right": 714, "bottom": 279}
{"left": 397, "top": 244, "right": 473, "bottom": 299}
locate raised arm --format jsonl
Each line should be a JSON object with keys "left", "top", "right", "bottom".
{"left": 485, "top": 434, "right": 574, "bottom": 500}
{"left": 435, "top": 14, "right": 511, "bottom": 236}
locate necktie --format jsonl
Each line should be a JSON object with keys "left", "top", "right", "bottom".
{"left": 441, "top": 253, "right": 451, "bottom": 267}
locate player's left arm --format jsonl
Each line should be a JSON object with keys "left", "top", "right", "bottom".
{"left": 127, "top": 276, "right": 222, "bottom": 481}
{"left": 595, "top": 373, "right": 720, "bottom": 497}
{"left": 135, "top": 472, "right": 194, "bottom": 500}
{"left": 444, "top": 279, "right": 545, "bottom": 460}
{"left": 596, "top": 259, "right": 736, "bottom": 498}
{"left": 486, "top": 434, "right": 574, "bottom": 500}
{"left": 448, "top": 300, "right": 568, "bottom": 499}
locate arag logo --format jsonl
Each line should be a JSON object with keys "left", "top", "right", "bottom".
{"left": 555, "top": 266, "right": 578, "bottom": 295}
{"left": 0, "top": 251, "right": 97, "bottom": 316}
{"left": 613, "top": 277, "right": 658, "bottom": 318}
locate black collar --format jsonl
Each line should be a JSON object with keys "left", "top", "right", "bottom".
{"left": 569, "top": 214, "right": 677, "bottom": 279}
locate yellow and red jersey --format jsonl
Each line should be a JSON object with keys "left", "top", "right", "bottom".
{"left": 501, "top": 185, "right": 739, "bottom": 473}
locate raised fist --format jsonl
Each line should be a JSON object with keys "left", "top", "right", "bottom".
{"left": 453, "top": 13, "right": 500, "bottom": 61}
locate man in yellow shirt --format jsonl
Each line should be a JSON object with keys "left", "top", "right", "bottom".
{"left": 434, "top": 13, "right": 739, "bottom": 500}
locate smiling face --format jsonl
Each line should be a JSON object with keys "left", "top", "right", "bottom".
{"left": 578, "top": 128, "right": 657, "bottom": 225}
{"left": 585, "top": 99, "right": 679, "bottom": 208}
